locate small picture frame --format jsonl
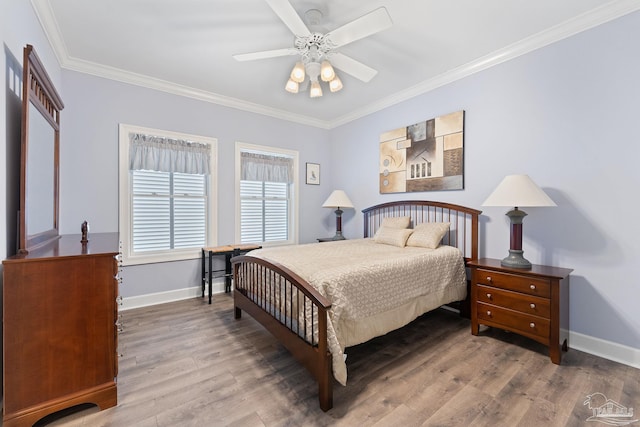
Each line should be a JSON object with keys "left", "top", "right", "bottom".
{"left": 306, "top": 162, "right": 320, "bottom": 185}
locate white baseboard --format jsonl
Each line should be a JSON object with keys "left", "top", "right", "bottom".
{"left": 568, "top": 329, "right": 640, "bottom": 369}
{"left": 120, "top": 289, "right": 640, "bottom": 370}
{"left": 120, "top": 280, "right": 226, "bottom": 311}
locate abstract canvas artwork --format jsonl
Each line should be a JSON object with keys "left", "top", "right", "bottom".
{"left": 379, "top": 110, "right": 464, "bottom": 193}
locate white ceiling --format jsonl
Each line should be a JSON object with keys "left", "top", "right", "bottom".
{"left": 32, "top": 0, "right": 640, "bottom": 128}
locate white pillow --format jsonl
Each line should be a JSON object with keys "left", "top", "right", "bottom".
{"left": 379, "top": 216, "right": 411, "bottom": 229}
{"left": 406, "top": 222, "right": 450, "bottom": 249}
{"left": 373, "top": 226, "right": 414, "bottom": 247}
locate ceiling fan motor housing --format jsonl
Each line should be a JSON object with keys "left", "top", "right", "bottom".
{"left": 295, "top": 33, "right": 334, "bottom": 63}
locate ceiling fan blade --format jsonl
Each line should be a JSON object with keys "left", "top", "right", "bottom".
{"left": 326, "top": 7, "right": 392, "bottom": 48}
{"left": 233, "top": 48, "right": 298, "bottom": 62}
{"left": 265, "top": 0, "right": 311, "bottom": 37}
{"left": 329, "top": 53, "right": 378, "bottom": 83}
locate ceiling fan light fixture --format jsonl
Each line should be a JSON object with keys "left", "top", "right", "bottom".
{"left": 290, "top": 61, "right": 305, "bottom": 83}
{"left": 320, "top": 60, "right": 335, "bottom": 82}
{"left": 329, "top": 75, "right": 343, "bottom": 92}
{"left": 233, "top": 2, "right": 393, "bottom": 100}
{"left": 285, "top": 78, "right": 299, "bottom": 93}
{"left": 310, "top": 81, "right": 323, "bottom": 98}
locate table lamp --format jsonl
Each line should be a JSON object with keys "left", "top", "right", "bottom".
{"left": 482, "top": 174, "right": 556, "bottom": 269}
{"left": 322, "top": 190, "right": 354, "bottom": 240}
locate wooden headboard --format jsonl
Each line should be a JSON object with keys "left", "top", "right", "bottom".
{"left": 362, "top": 200, "right": 482, "bottom": 262}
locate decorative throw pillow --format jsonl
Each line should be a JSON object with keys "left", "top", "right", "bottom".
{"left": 379, "top": 216, "right": 411, "bottom": 229}
{"left": 373, "top": 226, "right": 414, "bottom": 247}
{"left": 406, "top": 222, "right": 450, "bottom": 249}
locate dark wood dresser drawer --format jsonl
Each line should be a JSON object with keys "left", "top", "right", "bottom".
{"left": 2, "top": 233, "right": 119, "bottom": 427}
{"left": 475, "top": 268, "right": 550, "bottom": 298}
{"left": 477, "top": 302, "right": 550, "bottom": 341}
{"left": 476, "top": 284, "right": 550, "bottom": 318}
{"left": 469, "top": 258, "right": 572, "bottom": 365}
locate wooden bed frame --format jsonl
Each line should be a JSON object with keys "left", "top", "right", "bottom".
{"left": 232, "top": 200, "right": 481, "bottom": 411}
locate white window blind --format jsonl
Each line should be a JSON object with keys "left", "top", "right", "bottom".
{"left": 132, "top": 171, "right": 207, "bottom": 252}
{"left": 240, "top": 180, "right": 288, "bottom": 243}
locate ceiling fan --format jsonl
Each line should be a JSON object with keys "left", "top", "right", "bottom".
{"left": 233, "top": 0, "right": 393, "bottom": 97}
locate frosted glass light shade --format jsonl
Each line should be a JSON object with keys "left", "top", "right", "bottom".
{"left": 320, "top": 60, "right": 336, "bottom": 82}
{"left": 310, "top": 81, "right": 323, "bottom": 98}
{"left": 285, "top": 78, "right": 299, "bottom": 93}
{"left": 482, "top": 175, "right": 556, "bottom": 207}
{"left": 290, "top": 62, "right": 305, "bottom": 83}
{"left": 329, "top": 75, "right": 343, "bottom": 92}
{"left": 284, "top": 60, "right": 343, "bottom": 97}
{"left": 322, "top": 190, "right": 354, "bottom": 209}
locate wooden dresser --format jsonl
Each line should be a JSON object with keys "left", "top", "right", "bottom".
{"left": 469, "top": 258, "right": 572, "bottom": 364}
{"left": 2, "top": 233, "right": 120, "bottom": 427}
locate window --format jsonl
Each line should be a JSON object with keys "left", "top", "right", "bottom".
{"left": 131, "top": 170, "right": 206, "bottom": 252}
{"left": 119, "top": 124, "right": 217, "bottom": 265}
{"left": 236, "top": 143, "right": 298, "bottom": 246}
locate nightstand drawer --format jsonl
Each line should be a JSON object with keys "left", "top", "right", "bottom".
{"left": 476, "top": 284, "right": 550, "bottom": 318}
{"left": 470, "top": 258, "right": 573, "bottom": 365}
{"left": 475, "top": 268, "right": 550, "bottom": 298}
{"left": 477, "top": 302, "right": 550, "bottom": 341}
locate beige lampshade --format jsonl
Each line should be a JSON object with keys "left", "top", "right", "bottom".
{"left": 482, "top": 174, "right": 556, "bottom": 207}
{"left": 322, "top": 190, "right": 354, "bottom": 209}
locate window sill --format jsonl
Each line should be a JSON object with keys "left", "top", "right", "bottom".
{"left": 121, "top": 249, "right": 201, "bottom": 266}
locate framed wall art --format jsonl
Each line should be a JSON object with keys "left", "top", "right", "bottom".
{"left": 306, "top": 162, "right": 320, "bottom": 185}
{"left": 379, "top": 110, "right": 464, "bottom": 193}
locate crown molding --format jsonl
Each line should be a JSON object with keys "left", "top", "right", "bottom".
{"left": 32, "top": 0, "right": 640, "bottom": 130}
{"left": 31, "top": 0, "right": 69, "bottom": 65}
{"left": 329, "top": 0, "right": 640, "bottom": 128}
{"left": 30, "top": 2, "right": 331, "bottom": 129}
{"left": 61, "top": 56, "right": 332, "bottom": 129}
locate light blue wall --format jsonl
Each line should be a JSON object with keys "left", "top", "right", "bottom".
{"left": 59, "top": 71, "right": 333, "bottom": 297}
{"left": 330, "top": 11, "right": 640, "bottom": 351}
{"left": 2, "top": 3, "right": 638, "bottom": 358}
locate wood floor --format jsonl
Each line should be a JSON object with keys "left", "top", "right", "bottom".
{"left": 34, "top": 294, "right": 638, "bottom": 427}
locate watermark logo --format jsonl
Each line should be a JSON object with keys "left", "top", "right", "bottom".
{"left": 584, "top": 392, "right": 637, "bottom": 426}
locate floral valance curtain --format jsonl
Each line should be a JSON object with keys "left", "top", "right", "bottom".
{"left": 241, "top": 152, "right": 293, "bottom": 183}
{"left": 129, "top": 133, "right": 211, "bottom": 175}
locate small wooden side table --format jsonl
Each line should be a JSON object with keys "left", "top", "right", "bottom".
{"left": 469, "top": 258, "right": 572, "bottom": 364}
{"left": 201, "top": 244, "right": 261, "bottom": 304}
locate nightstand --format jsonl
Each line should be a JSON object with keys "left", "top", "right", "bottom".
{"left": 469, "top": 258, "right": 572, "bottom": 364}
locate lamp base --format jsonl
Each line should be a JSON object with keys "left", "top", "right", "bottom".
{"left": 329, "top": 233, "right": 346, "bottom": 240}
{"left": 331, "top": 208, "right": 344, "bottom": 241}
{"left": 501, "top": 250, "right": 532, "bottom": 269}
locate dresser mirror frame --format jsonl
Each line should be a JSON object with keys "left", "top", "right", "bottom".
{"left": 19, "top": 44, "right": 64, "bottom": 253}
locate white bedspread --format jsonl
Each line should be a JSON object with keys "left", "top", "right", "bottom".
{"left": 249, "top": 238, "right": 467, "bottom": 385}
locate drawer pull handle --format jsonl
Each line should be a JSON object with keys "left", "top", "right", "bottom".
{"left": 530, "top": 284, "right": 536, "bottom": 290}
{"left": 530, "top": 303, "right": 536, "bottom": 309}
{"left": 486, "top": 310, "right": 492, "bottom": 316}
{"left": 486, "top": 293, "right": 492, "bottom": 300}
{"left": 529, "top": 322, "right": 535, "bottom": 328}
{"left": 486, "top": 276, "right": 492, "bottom": 282}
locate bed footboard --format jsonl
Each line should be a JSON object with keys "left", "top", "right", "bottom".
{"left": 232, "top": 255, "right": 333, "bottom": 411}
